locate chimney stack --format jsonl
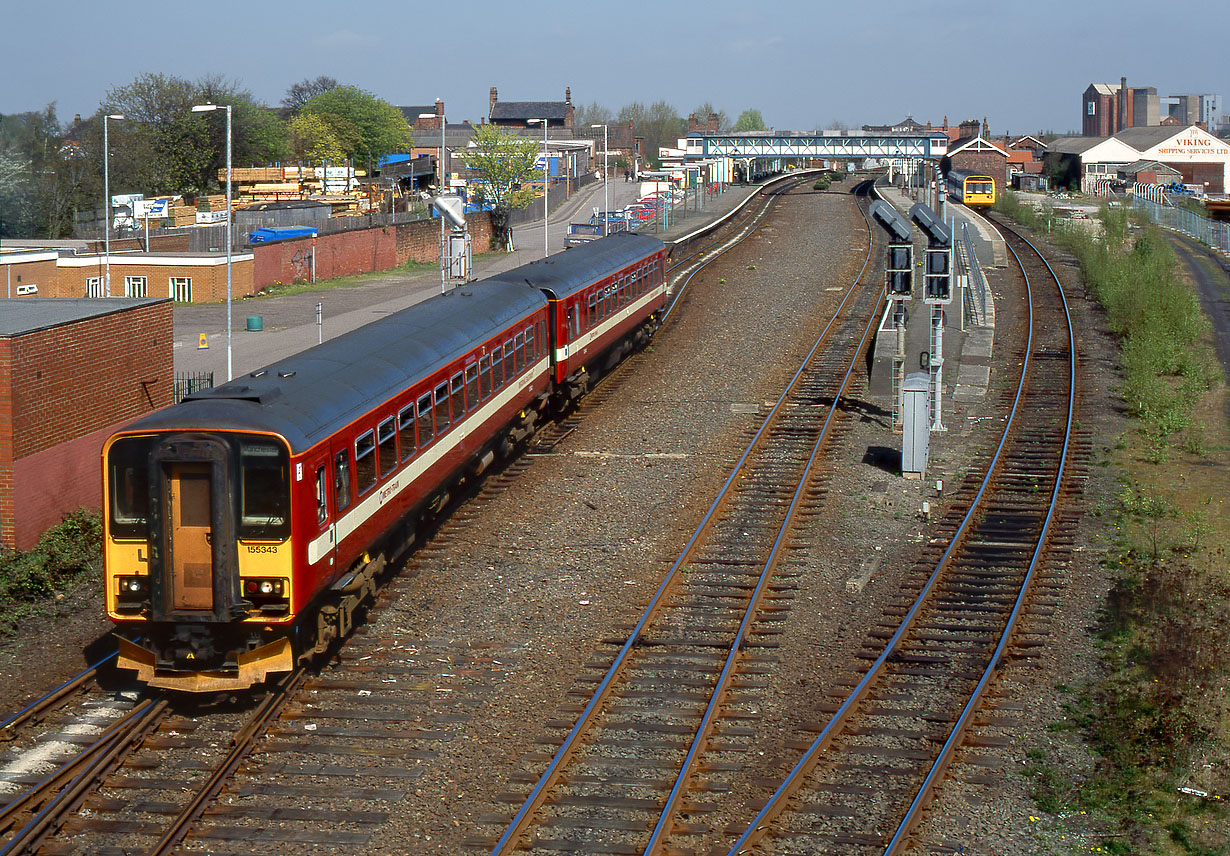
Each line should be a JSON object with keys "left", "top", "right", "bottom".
{"left": 1119, "top": 76, "right": 1128, "bottom": 132}
{"left": 489, "top": 87, "right": 498, "bottom": 116}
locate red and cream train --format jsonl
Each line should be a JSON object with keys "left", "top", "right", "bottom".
{"left": 103, "top": 233, "right": 668, "bottom": 691}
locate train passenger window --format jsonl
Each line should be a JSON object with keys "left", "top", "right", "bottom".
{"left": 619, "top": 278, "right": 628, "bottom": 306}
{"left": 355, "top": 430, "right": 377, "bottom": 494}
{"left": 514, "top": 333, "right": 525, "bottom": 373}
{"left": 239, "top": 441, "right": 290, "bottom": 538}
{"left": 587, "top": 294, "right": 596, "bottom": 327}
{"left": 479, "top": 355, "right": 491, "bottom": 400}
{"left": 315, "top": 467, "right": 328, "bottom": 525}
{"left": 377, "top": 417, "right": 397, "bottom": 477}
{"left": 334, "top": 450, "right": 352, "bottom": 512}
{"left": 450, "top": 373, "right": 465, "bottom": 420}
{"left": 465, "top": 365, "right": 479, "bottom": 411}
{"left": 503, "top": 339, "right": 514, "bottom": 379}
{"left": 597, "top": 289, "right": 606, "bottom": 319}
{"left": 567, "top": 305, "right": 579, "bottom": 340}
{"left": 492, "top": 345, "right": 504, "bottom": 389}
{"left": 417, "top": 394, "right": 433, "bottom": 447}
{"left": 525, "top": 327, "right": 535, "bottom": 364}
{"left": 108, "top": 437, "right": 151, "bottom": 537}
{"left": 398, "top": 405, "right": 416, "bottom": 461}
{"left": 435, "top": 382, "right": 450, "bottom": 433}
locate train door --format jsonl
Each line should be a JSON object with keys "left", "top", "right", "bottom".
{"left": 168, "top": 463, "right": 213, "bottom": 610}
{"left": 310, "top": 452, "right": 336, "bottom": 564}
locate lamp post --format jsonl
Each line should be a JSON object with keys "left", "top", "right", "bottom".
{"left": 529, "top": 118, "right": 548, "bottom": 257}
{"left": 191, "top": 103, "right": 232, "bottom": 381}
{"left": 103, "top": 114, "right": 125, "bottom": 297}
{"left": 419, "top": 109, "right": 448, "bottom": 293}
{"left": 591, "top": 124, "right": 608, "bottom": 233}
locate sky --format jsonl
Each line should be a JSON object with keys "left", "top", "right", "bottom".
{"left": 4, "top": 0, "right": 1228, "bottom": 137}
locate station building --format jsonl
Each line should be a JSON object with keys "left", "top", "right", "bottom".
{"left": 0, "top": 298, "right": 173, "bottom": 551}
{"left": 1045, "top": 124, "right": 1230, "bottom": 194}
{"left": 0, "top": 249, "right": 255, "bottom": 302}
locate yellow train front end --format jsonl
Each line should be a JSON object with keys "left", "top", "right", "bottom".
{"left": 104, "top": 429, "right": 299, "bottom": 692}
{"left": 962, "top": 175, "right": 997, "bottom": 207}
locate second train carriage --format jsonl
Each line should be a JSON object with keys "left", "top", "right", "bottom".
{"left": 103, "top": 233, "right": 667, "bottom": 692}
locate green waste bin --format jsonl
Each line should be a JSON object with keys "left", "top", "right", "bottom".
{"left": 246, "top": 316, "right": 263, "bottom": 332}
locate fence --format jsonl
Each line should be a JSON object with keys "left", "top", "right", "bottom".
{"left": 1133, "top": 196, "right": 1230, "bottom": 255}
{"left": 955, "top": 222, "right": 990, "bottom": 326}
{"left": 175, "top": 371, "right": 214, "bottom": 403}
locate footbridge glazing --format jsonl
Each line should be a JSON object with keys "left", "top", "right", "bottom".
{"left": 685, "top": 132, "right": 949, "bottom": 161}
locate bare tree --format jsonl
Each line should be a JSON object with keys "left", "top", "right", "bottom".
{"left": 283, "top": 76, "right": 340, "bottom": 114}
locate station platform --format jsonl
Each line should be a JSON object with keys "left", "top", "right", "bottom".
{"left": 867, "top": 183, "right": 1005, "bottom": 419}
{"left": 173, "top": 178, "right": 759, "bottom": 380}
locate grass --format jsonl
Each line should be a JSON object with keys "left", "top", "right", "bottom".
{"left": 996, "top": 191, "right": 1230, "bottom": 854}
{"left": 250, "top": 257, "right": 440, "bottom": 300}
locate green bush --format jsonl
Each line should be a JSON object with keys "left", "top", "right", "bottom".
{"left": 813, "top": 177, "right": 830, "bottom": 191}
{"left": 0, "top": 509, "right": 102, "bottom": 613}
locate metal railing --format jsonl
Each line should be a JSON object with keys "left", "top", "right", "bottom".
{"left": 1133, "top": 196, "right": 1230, "bottom": 255}
{"left": 956, "top": 222, "right": 989, "bottom": 326}
{"left": 174, "top": 371, "right": 214, "bottom": 403}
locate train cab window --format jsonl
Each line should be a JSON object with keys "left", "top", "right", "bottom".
{"left": 503, "top": 339, "right": 515, "bottom": 379}
{"left": 108, "top": 437, "right": 151, "bottom": 538}
{"left": 464, "top": 365, "right": 479, "bottom": 411}
{"left": 514, "top": 333, "right": 526, "bottom": 373}
{"left": 435, "top": 382, "right": 450, "bottom": 433}
{"left": 417, "top": 394, "right": 434, "bottom": 447}
{"left": 334, "top": 450, "right": 352, "bottom": 512}
{"left": 525, "top": 327, "right": 535, "bottom": 364}
{"left": 315, "top": 466, "right": 328, "bottom": 525}
{"left": 355, "top": 430, "right": 377, "bottom": 494}
{"left": 450, "top": 373, "right": 465, "bottom": 420}
{"left": 398, "top": 404, "right": 416, "bottom": 461}
{"left": 478, "top": 355, "right": 492, "bottom": 400}
{"left": 492, "top": 346, "right": 504, "bottom": 390}
{"left": 377, "top": 417, "right": 397, "bottom": 477}
{"left": 239, "top": 441, "right": 290, "bottom": 539}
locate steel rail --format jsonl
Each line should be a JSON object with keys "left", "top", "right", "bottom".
{"left": 662, "top": 177, "right": 806, "bottom": 325}
{"left": 0, "top": 697, "right": 166, "bottom": 855}
{"left": 490, "top": 180, "right": 876, "bottom": 856}
{"left": 726, "top": 205, "right": 1048, "bottom": 856}
{"left": 144, "top": 667, "right": 307, "bottom": 856}
{"left": 881, "top": 221, "right": 1075, "bottom": 854}
{"left": 0, "top": 652, "right": 117, "bottom": 742}
{"left": 643, "top": 186, "right": 880, "bottom": 855}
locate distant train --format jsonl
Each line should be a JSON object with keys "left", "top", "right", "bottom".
{"left": 947, "top": 169, "right": 997, "bottom": 207}
{"left": 103, "top": 233, "right": 668, "bottom": 692}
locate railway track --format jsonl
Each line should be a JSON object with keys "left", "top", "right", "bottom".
{"left": 713, "top": 214, "right": 1088, "bottom": 855}
{"left": 0, "top": 175, "right": 815, "bottom": 856}
{"left": 475, "top": 182, "right": 882, "bottom": 855}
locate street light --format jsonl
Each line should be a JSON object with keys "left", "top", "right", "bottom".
{"left": 103, "top": 114, "right": 124, "bottom": 297}
{"left": 192, "top": 103, "right": 233, "bottom": 382}
{"left": 591, "top": 124, "right": 608, "bottom": 234}
{"left": 420, "top": 109, "right": 447, "bottom": 294}
{"left": 529, "top": 119, "right": 548, "bottom": 257}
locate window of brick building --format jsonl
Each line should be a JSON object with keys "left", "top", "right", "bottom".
{"left": 170, "top": 277, "right": 192, "bottom": 302}
{"left": 124, "top": 276, "right": 148, "bottom": 297}
{"left": 87, "top": 277, "right": 104, "bottom": 298}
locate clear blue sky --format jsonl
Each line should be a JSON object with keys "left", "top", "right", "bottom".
{"left": 4, "top": 0, "right": 1228, "bottom": 136}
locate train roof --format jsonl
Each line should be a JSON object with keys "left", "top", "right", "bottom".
{"left": 122, "top": 280, "right": 546, "bottom": 452}
{"left": 486, "top": 232, "right": 664, "bottom": 300}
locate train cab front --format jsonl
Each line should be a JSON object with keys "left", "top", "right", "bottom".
{"left": 104, "top": 431, "right": 297, "bottom": 692}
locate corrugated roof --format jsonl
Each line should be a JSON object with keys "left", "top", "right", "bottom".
{"left": 0, "top": 298, "right": 168, "bottom": 337}
{"left": 1113, "top": 125, "right": 1192, "bottom": 149}
{"left": 1045, "top": 136, "right": 1106, "bottom": 154}
{"left": 1121, "top": 159, "right": 1182, "bottom": 175}
{"left": 490, "top": 101, "right": 568, "bottom": 121}
{"left": 1089, "top": 83, "right": 1120, "bottom": 96}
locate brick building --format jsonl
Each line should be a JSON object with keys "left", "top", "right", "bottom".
{"left": 944, "top": 135, "right": 1010, "bottom": 195}
{"left": 0, "top": 250, "right": 255, "bottom": 302}
{"left": 488, "top": 86, "right": 575, "bottom": 131}
{"left": 0, "top": 299, "right": 174, "bottom": 550}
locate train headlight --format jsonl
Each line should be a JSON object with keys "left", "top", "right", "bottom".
{"left": 117, "top": 576, "right": 148, "bottom": 595}
{"left": 244, "top": 578, "right": 287, "bottom": 598}
{"left": 259, "top": 580, "right": 274, "bottom": 595}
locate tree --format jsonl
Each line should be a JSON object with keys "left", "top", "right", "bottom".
{"left": 690, "top": 101, "right": 730, "bottom": 132}
{"left": 301, "top": 86, "right": 411, "bottom": 165}
{"left": 734, "top": 109, "right": 768, "bottom": 132}
{"left": 283, "top": 76, "right": 339, "bottom": 114}
{"left": 575, "top": 101, "right": 614, "bottom": 130}
{"left": 1, "top": 105, "right": 97, "bottom": 238}
{"left": 461, "top": 123, "right": 543, "bottom": 249}
{"left": 637, "top": 101, "right": 683, "bottom": 169}
{"left": 288, "top": 113, "right": 351, "bottom": 164}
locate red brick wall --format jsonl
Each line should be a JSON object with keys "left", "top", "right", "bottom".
{"left": 1, "top": 302, "right": 174, "bottom": 550}
{"left": 0, "top": 258, "right": 58, "bottom": 297}
{"left": 51, "top": 258, "right": 255, "bottom": 302}
{"left": 253, "top": 213, "right": 495, "bottom": 290}
{"left": 12, "top": 423, "right": 114, "bottom": 550}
